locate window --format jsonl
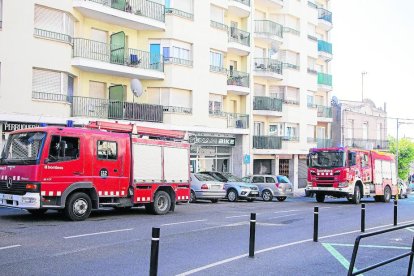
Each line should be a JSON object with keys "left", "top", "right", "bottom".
{"left": 210, "top": 5, "right": 224, "bottom": 23}
{"left": 361, "top": 153, "right": 369, "bottom": 167}
{"left": 210, "top": 50, "right": 224, "bottom": 68}
{"left": 172, "top": 0, "right": 193, "bottom": 14}
{"left": 48, "top": 136, "right": 80, "bottom": 162}
{"left": 97, "top": 141, "right": 117, "bottom": 160}
{"left": 266, "top": 177, "right": 276, "bottom": 183}
{"left": 252, "top": 176, "right": 265, "bottom": 183}
{"left": 0, "top": 0, "right": 3, "bottom": 28}
{"left": 254, "top": 83, "right": 265, "bottom": 96}
{"left": 254, "top": 122, "right": 264, "bottom": 136}
{"left": 269, "top": 124, "right": 282, "bottom": 136}
{"left": 209, "top": 94, "right": 223, "bottom": 115}
{"left": 172, "top": 46, "right": 191, "bottom": 61}
{"left": 307, "top": 95, "right": 314, "bottom": 106}
{"left": 34, "top": 5, "right": 74, "bottom": 42}
{"left": 362, "top": 122, "right": 368, "bottom": 140}
{"left": 91, "top": 28, "right": 108, "bottom": 43}
{"left": 308, "top": 57, "right": 317, "bottom": 71}
{"left": 89, "top": 81, "right": 106, "bottom": 99}
{"left": 159, "top": 40, "right": 192, "bottom": 65}
{"left": 147, "top": 87, "right": 192, "bottom": 110}
{"left": 32, "top": 68, "right": 73, "bottom": 101}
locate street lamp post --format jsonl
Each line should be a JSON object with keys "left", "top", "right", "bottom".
{"left": 361, "top": 71, "right": 367, "bottom": 101}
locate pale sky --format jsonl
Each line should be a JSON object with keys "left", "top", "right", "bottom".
{"left": 331, "top": 0, "right": 414, "bottom": 138}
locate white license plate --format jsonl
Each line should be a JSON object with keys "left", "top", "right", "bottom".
{"left": 4, "top": 194, "right": 13, "bottom": 200}
{"left": 251, "top": 192, "right": 258, "bottom": 195}
{"left": 211, "top": 185, "right": 221, "bottom": 190}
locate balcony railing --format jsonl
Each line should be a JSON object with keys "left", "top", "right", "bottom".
{"left": 317, "top": 72, "right": 332, "bottom": 86}
{"left": 86, "top": 0, "right": 165, "bottom": 22}
{"left": 283, "top": 27, "right": 300, "bottom": 36}
{"left": 308, "top": 1, "right": 318, "bottom": 9}
{"left": 72, "top": 38, "right": 164, "bottom": 72}
{"left": 228, "top": 27, "right": 250, "bottom": 47}
{"left": 317, "top": 138, "right": 332, "bottom": 148}
{"left": 253, "top": 136, "right": 282, "bottom": 149}
{"left": 32, "top": 91, "right": 71, "bottom": 102}
{"left": 344, "top": 139, "right": 389, "bottom": 150}
{"left": 165, "top": 8, "right": 193, "bottom": 20}
{"left": 227, "top": 70, "right": 249, "bottom": 87}
{"left": 163, "top": 106, "right": 192, "bottom": 114}
{"left": 72, "top": 96, "right": 163, "bottom": 123}
{"left": 255, "top": 20, "right": 283, "bottom": 38}
{"left": 209, "top": 110, "right": 249, "bottom": 129}
{"left": 210, "top": 65, "right": 227, "bottom": 74}
{"left": 283, "top": 63, "right": 300, "bottom": 71}
{"left": 34, "top": 28, "right": 72, "bottom": 43}
{"left": 318, "top": 40, "right": 332, "bottom": 54}
{"left": 253, "top": 96, "right": 282, "bottom": 112}
{"left": 210, "top": 20, "right": 228, "bottom": 31}
{"left": 254, "top": 58, "right": 283, "bottom": 74}
{"left": 164, "top": 57, "right": 193, "bottom": 67}
{"left": 318, "top": 8, "right": 332, "bottom": 23}
{"left": 317, "top": 105, "right": 333, "bottom": 118}
{"left": 231, "top": 0, "right": 251, "bottom": 7}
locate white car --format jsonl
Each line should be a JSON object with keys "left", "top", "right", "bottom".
{"left": 189, "top": 173, "right": 226, "bottom": 203}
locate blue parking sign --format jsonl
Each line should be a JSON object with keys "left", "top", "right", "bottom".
{"left": 243, "top": 154, "right": 250, "bottom": 164}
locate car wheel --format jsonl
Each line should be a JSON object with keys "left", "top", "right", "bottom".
{"left": 27, "top": 209, "right": 47, "bottom": 216}
{"left": 247, "top": 198, "right": 255, "bottom": 202}
{"left": 382, "top": 186, "right": 391, "bottom": 203}
{"left": 352, "top": 186, "right": 361, "bottom": 204}
{"left": 190, "top": 191, "right": 197, "bottom": 203}
{"left": 276, "top": 197, "right": 287, "bottom": 202}
{"left": 227, "top": 189, "right": 238, "bottom": 202}
{"left": 65, "top": 192, "right": 92, "bottom": 221}
{"left": 316, "top": 193, "right": 325, "bottom": 203}
{"left": 262, "top": 190, "right": 273, "bottom": 202}
{"left": 211, "top": 199, "right": 219, "bottom": 203}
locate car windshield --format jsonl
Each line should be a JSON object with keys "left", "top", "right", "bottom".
{"left": 221, "top": 172, "right": 242, "bottom": 182}
{"left": 194, "top": 173, "right": 217, "bottom": 182}
{"left": 277, "top": 176, "right": 290, "bottom": 183}
{"left": 1, "top": 132, "right": 46, "bottom": 165}
{"left": 308, "top": 151, "right": 345, "bottom": 168}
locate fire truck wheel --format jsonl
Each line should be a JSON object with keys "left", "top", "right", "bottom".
{"left": 352, "top": 186, "right": 361, "bottom": 204}
{"left": 65, "top": 192, "right": 92, "bottom": 221}
{"left": 27, "top": 209, "right": 47, "bottom": 216}
{"left": 383, "top": 186, "right": 391, "bottom": 203}
{"left": 152, "top": 191, "right": 171, "bottom": 215}
{"left": 316, "top": 193, "right": 325, "bottom": 203}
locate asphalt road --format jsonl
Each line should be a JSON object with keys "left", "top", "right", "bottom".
{"left": 1, "top": 195, "right": 414, "bottom": 276}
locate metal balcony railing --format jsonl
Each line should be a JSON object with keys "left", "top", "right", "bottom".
{"left": 254, "top": 58, "right": 283, "bottom": 75}
{"left": 209, "top": 110, "right": 249, "bottom": 129}
{"left": 165, "top": 8, "right": 193, "bottom": 20}
{"left": 86, "top": 0, "right": 165, "bottom": 22}
{"left": 72, "top": 38, "right": 164, "bottom": 72}
{"left": 210, "top": 65, "right": 227, "bottom": 74}
{"left": 227, "top": 70, "right": 249, "bottom": 87}
{"left": 71, "top": 96, "right": 163, "bottom": 123}
{"left": 344, "top": 139, "right": 389, "bottom": 150}
{"left": 283, "top": 27, "right": 300, "bottom": 36}
{"left": 255, "top": 20, "right": 283, "bottom": 38}
{"left": 317, "top": 138, "right": 332, "bottom": 148}
{"left": 231, "top": 0, "right": 251, "bottom": 7}
{"left": 318, "top": 40, "right": 332, "bottom": 54}
{"left": 32, "top": 91, "right": 71, "bottom": 102}
{"left": 228, "top": 27, "right": 250, "bottom": 47}
{"left": 253, "top": 136, "right": 282, "bottom": 149}
{"left": 283, "top": 63, "right": 300, "bottom": 70}
{"left": 318, "top": 8, "right": 332, "bottom": 23}
{"left": 34, "top": 28, "right": 72, "bottom": 43}
{"left": 163, "top": 57, "right": 193, "bottom": 67}
{"left": 210, "top": 20, "right": 228, "bottom": 31}
{"left": 253, "top": 96, "right": 283, "bottom": 112}
{"left": 163, "top": 106, "right": 192, "bottom": 114}
{"left": 317, "top": 105, "right": 333, "bottom": 118}
{"left": 317, "top": 72, "right": 332, "bottom": 86}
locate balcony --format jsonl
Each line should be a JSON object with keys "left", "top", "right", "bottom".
{"left": 344, "top": 139, "right": 389, "bottom": 150}
{"left": 317, "top": 105, "right": 333, "bottom": 123}
{"left": 316, "top": 138, "right": 332, "bottom": 148}
{"left": 253, "top": 96, "right": 282, "bottom": 116}
{"left": 34, "top": 29, "right": 72, "bottom": 44}
{"left": 228, "top": 27, "right": 251, "bottom": 56}
{"left": 73, "top": 0, "right": 165, "bottom": 31}
{"left": 318, "top": 8, "right": 333, "bottom": 31}
{"left": 318, "top": 40, "right": 332, "bottom": 61}
{"left": 163, "top": 106, "right": 192, "bottom": 114}
{"left": 209, "top": 110, "right": 249, "bottom": 129}
{"left": 165, "top": 8, "right": 194, "bottom": 21}
{"left": 227, "top": 70, "right": 250, "bottom": 95}
{"left": 317, "top": 72, "right": 332, "bottom": 91}
{"left": 71, "top": 96, "right": 163, "bottom": 123}
{"left": 210, "top": 21, "right": 228, "bottom": 32}
{"left": 228, "top": 0, "right": 251, "bottom": 17}
{"left": 254, "top": 20, "right": 283, "bottom": 45}
{"left": 253, "top": 136, "right": 282, "bottom": 149}
{"left": 253, "top": 58, "right": 283, "bottom": 80}
{"left": 72, "top": 38, "right": 164, "bottom": 80}
{"left": 255, "top": 0, "right": 283, "bottom": 9}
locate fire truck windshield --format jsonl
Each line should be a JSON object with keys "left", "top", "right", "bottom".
{"left": 308, "top": 151, "right": 345, "bottom": 168}
{"left": 1, "top": 132, "right": 46, "bottom": 165}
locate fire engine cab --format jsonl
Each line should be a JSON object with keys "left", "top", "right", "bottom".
{"left": 0, "top": 121, "right": 191, "bottom": 221}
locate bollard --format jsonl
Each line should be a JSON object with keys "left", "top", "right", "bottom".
{"left": 249, "top": 213, "right": 256, "bottom": 258}
{"left": 150, "top": 227, "right": 160, "bottom": 276}
{"left": 313, "top": 207, "right": 319, "bottom": 242}
{"left": 394, "top": 200, "right": 398, "bottom": 226}
{"left": 361, "top": 203, "right": 365, "bottom": 233}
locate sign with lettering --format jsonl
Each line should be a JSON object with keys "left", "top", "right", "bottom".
{"left": 2, "top": 122, "right": 40, "bottom": 133}
{"left": 189, "top": 135, "right": 236, "bottom": 146}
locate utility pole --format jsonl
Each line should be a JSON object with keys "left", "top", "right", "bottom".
{"left": 361, "top": 71, "right": 367, "bottom": 102}
{"left": 396, "top": 118, "right": 399, "bottom": 177}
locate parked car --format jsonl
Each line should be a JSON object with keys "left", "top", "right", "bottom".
{"left": 242, "top": 175, "right": 293, "bottom": 202}
{"left": 199, "top": 172, "right": 259, "bottom": 202}
{"left": 398, "top": 179, "right": 410, "bottom": 199}
{"left": 189, "top": 173, "right": 226, "bottom": 203}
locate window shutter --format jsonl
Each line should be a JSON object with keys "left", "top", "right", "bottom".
{"left": 32, "top": 69, "right": 61, "bottom": 95}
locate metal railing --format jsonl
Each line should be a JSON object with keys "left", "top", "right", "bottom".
{"left": 34, "top": 28, "right": 72, "bottom": 43}
{"left": 163, "top": 106, "right": 192, "bottom": 114}
{"left": 255, "top": 20, "right": 283, "bottom": 38}
{"left": 307, "top": 137, "right": 316, "bottom": 143}
{"left": 316, "top": 138, "right": 332, "bottom": 148}
{"left": 344, "top": 139, "right": 389, "bottom": 150}
{"left": 307, "top": 68, "right": 318, "bottom": 74}
{"left": 210, "top": 20, "right": 228, "bottom": 31}
{"left": 283, "top": 63, "right": 300, "bottom": 70}
{"left": 308, "top": 34, "right": 318, "bottom": 41}
{"left": 228, "top": 27, "right": 250, "bottom": 47}
{"left": 209, "top": 110, "right": 249, "bottom": 129}
{"left": 317, "top": 72, "right": 332, "bottom": 86}
{"left": 164, "top": 57, "right": 193, "bottom": 67}
{"left": 282, "top": 136, "right": 299, "bottom": 142}
{"left": 86, "top": 0, "right": 165, "bottom": 22}
{"left": 254, "top": 58, "right": 283, "bottom": 75}
{"left": 308, "top": 1, "right": 318, "bottom": 9}
{"left": 230, "top": 0, "right": 250, "bottom": 7}
{"left": 253, "top": 96, "right": 282, "bottom": 112}
{"left": 283, "top": 27, "right": 300, "bottom": 36}
{"left": 318, "top": 8, "right": 332, "bottom": 23}
{"left": 253, "top": 136, "right": 282, "bottom": 149}
{"left": 71, "top": 96, "right": 163, "bottom": 123}
{"left": 318, "top": 40, "right": 332, "bottom": 54}
{"left": 227, "top": 70, "right": 249, "bottom": 87}
{"left": 72, "top": 38, "right": 164, "bottom": 72}
{"left": 210, "top": 65, "right": 227, "bottom": 74}
{"left": 317, "top": 105, "right": 333, "bottom": 118}
{"left": 165, "top": 8, "right": 193, "bottom": 20}
{"left": 32, "top": 91, "right": 71, "bottom": 102}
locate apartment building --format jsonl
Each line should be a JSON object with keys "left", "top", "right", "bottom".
{"left": 0, "top": 0, "right": 333, "bottom": 189}
{"left": 332, "top": 98, "right": 388, "bottom": 150}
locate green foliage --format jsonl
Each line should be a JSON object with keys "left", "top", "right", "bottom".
{"left": 389, "top": 137, "right": 414, "bottom": 179}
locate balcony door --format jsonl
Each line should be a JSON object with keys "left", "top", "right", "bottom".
{"left": 150, "top": 43, "right": 161, "bottom": 69}
{"left": 110, "top": 31, "right": 125, "bottom": 64}
{"left": 109, "top": 85, "right": 124, "bottom": 119}
{"left": 317, "top": 127, "right": 326, "bottom": 139}
{"left": 254, "top": 122, "right": 264, "bottom": 136}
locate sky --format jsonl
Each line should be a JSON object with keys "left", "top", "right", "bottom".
{"left": 331, "top": 0, "right": 414, "bottom": 138}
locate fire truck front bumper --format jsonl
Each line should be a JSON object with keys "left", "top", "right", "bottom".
{"left": 0, "top": 192, "right": 41, "bottom": 209}
{"left": 306, "top": 183, "right": 353, "bottom": 196}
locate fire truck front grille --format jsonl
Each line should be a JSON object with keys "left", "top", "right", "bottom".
{"left": 317, "top": 183, "right": 334, "bottom": 188}
{"left": 316, "top": 177, "right": 335, "bottom": 181}
{"left": 0, "top": 181, "right": 27, "bottom": 195}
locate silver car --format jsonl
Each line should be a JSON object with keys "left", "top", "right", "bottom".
{"left": 190, "top": 173, "right": 226, "bottom": 203}
{"left": 242, "top": 175, "right": 293, "bottom": 202}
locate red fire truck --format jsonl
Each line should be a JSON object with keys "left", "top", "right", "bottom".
{"left": 0, "top": 121, "right": 191, "bottom": 220}
{"left": 306, "top": 147, "right": 398, "bottom": 204}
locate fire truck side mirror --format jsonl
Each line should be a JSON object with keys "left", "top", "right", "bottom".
{"left": 306, "top": 154, "right": 309, "bottom": 167}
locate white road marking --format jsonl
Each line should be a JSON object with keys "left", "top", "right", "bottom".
{"left": 267, "top": 214, "right": 297, "bottom": 220}
{"left": 63, "top": 228, "right": 133, "bottom": 239}
{"left": 161, "top": 219, "right": 207, "bottom": 226}
{"left": 273, "top": 209, "right": 299, "bottom": 214}
{"left": 0, "top": 245, "right": 21, "bottom": 251}
{"left": 225, "top": 214, "right": 251, "bottom": 219}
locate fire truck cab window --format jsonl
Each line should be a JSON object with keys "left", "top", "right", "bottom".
{"left": 48, "top": 136, "right": 80, "bottom": 162}
{"left": 361, "top": 154, "right": 369, "bottom": 167}
{"left": 97, "top": 141, "right": 117, "bottom": 160}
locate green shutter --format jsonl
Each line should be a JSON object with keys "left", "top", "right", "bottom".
{"left": 109, "top": 85, "right": 124, "bottom": 119}
{"left": 110, "top": 31, "right": 126, "bottom": 65}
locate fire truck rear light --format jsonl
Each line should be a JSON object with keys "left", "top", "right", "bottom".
{"left": 201, "top": 184, "right": 209, "bottom": 190}
{"left": 26, "top": 184, "right": 38, "bottom": 190}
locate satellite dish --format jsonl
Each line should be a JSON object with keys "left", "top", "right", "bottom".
{"left": 130, "top": 79, "right": 143, "bottom": 97}
{"left": 331, "top": 96, "right": 339, "bottom": 106}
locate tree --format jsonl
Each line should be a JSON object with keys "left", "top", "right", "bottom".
{"left": 388, "top": 137, "right": 414, "bottom": 180}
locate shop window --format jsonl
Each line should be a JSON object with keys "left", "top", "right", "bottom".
{"left": 97, "top": 141, "right": 117, "bottom": 160}
{"left": 48, "top": 136, "right": 80, "bottom": 162}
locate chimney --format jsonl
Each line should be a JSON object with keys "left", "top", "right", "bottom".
{"left": 384, "top": 102, "right": 387, "bottom": 112}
